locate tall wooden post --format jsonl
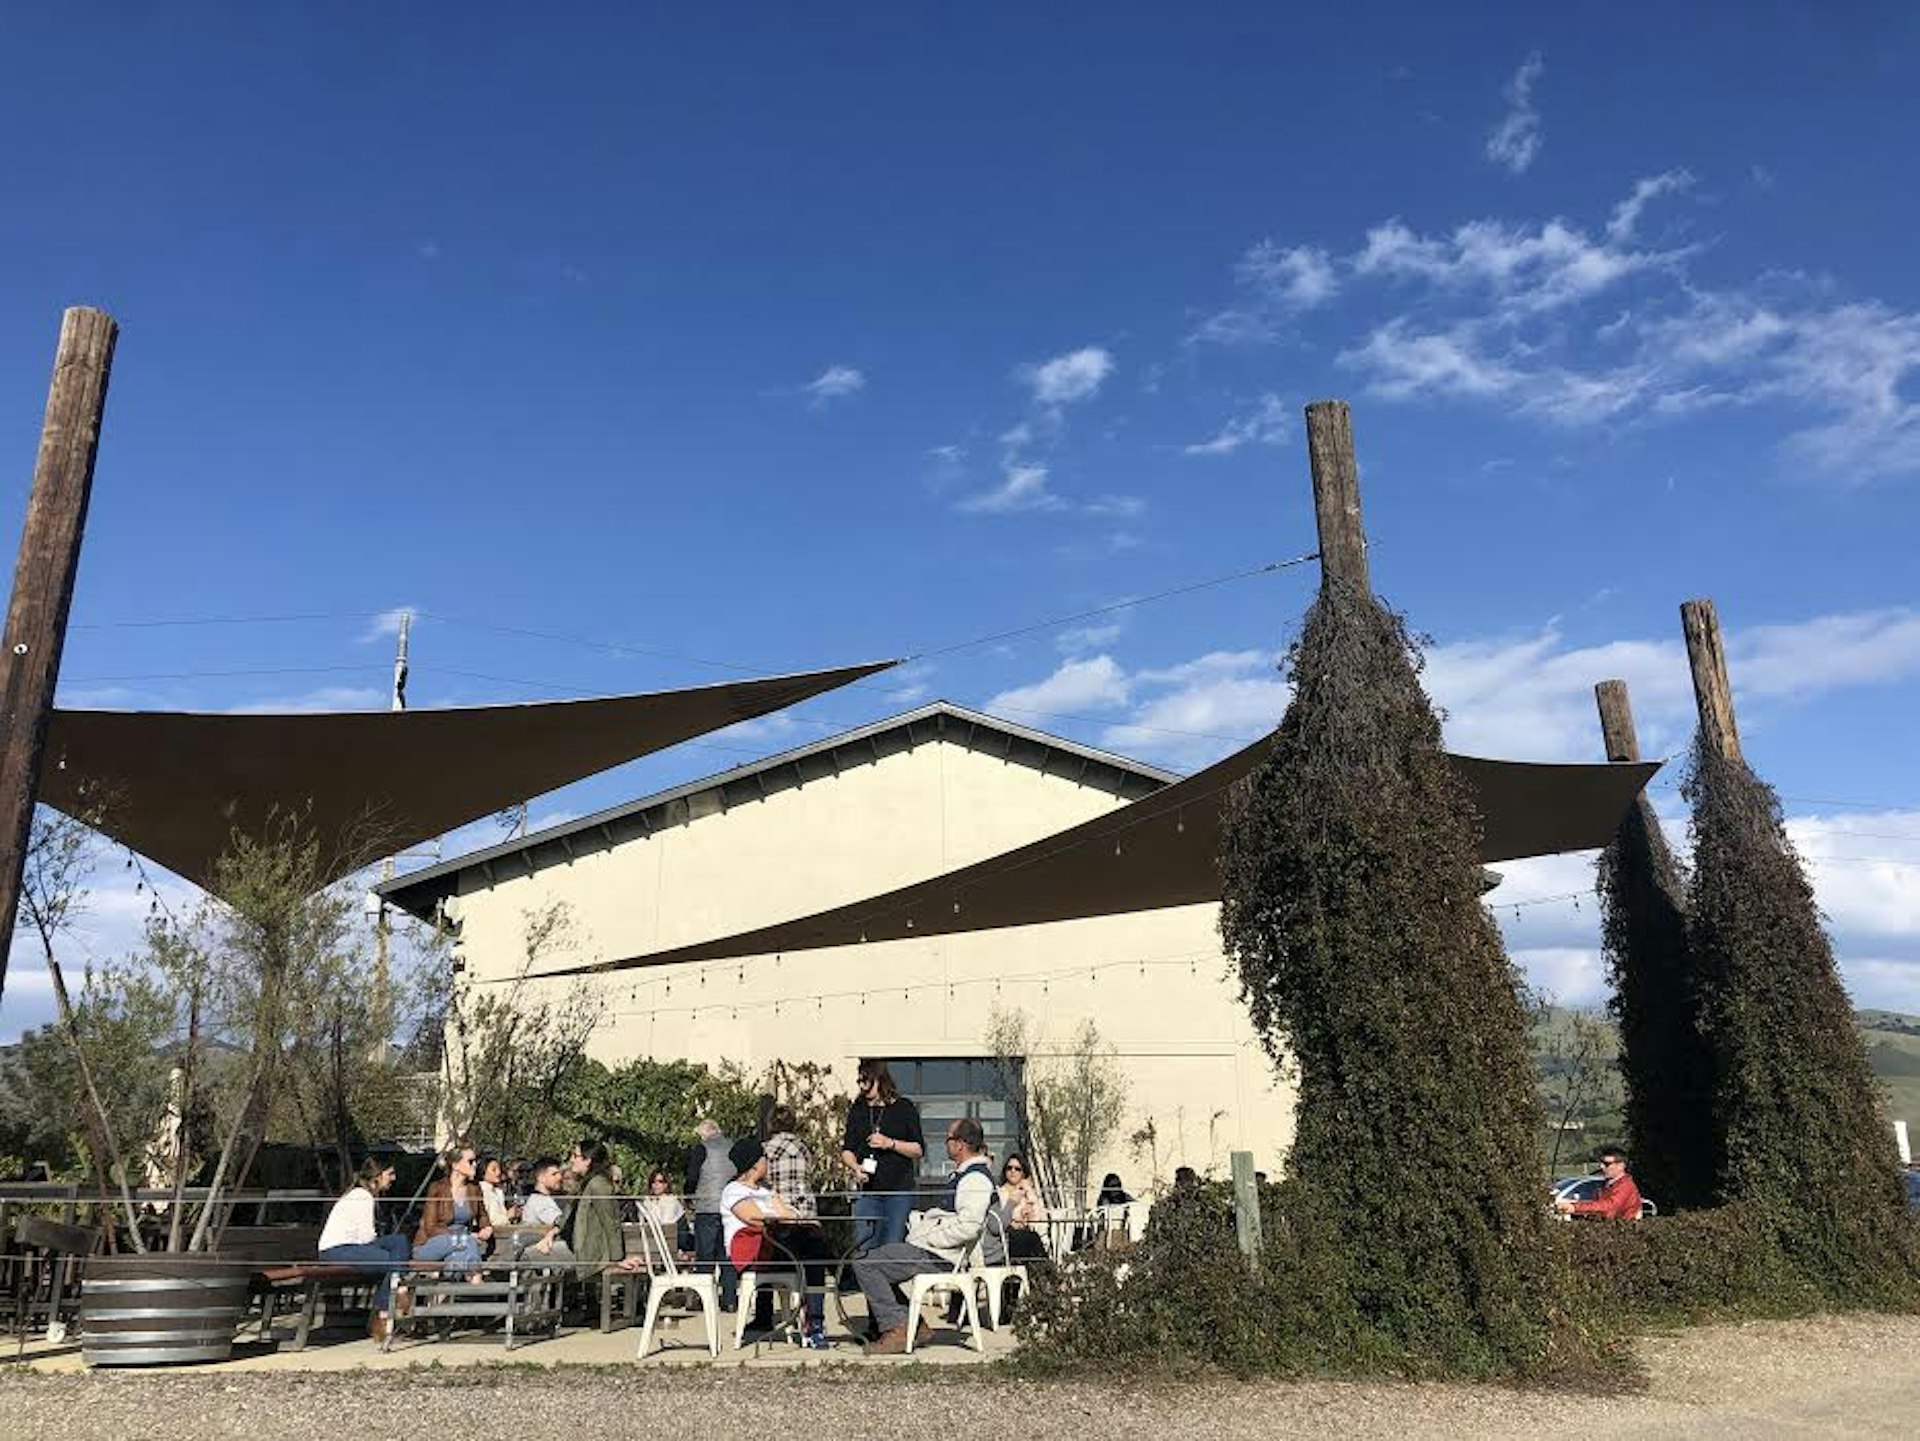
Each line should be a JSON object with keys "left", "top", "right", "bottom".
{"left": 1593, "top": 679, "right": 1642, "bottom": 763}
{"left": 1230, "top": 1148, "right": 1263, "bottom": 1270}
{"left": 1304, "top": 400, "right": 1370, "bottom": 593}
{"left": 1680, "top": 598, "right": 1742, "bottom": 763}
{"left": 0, "top": 307, "right": 119, "bottom": 1001}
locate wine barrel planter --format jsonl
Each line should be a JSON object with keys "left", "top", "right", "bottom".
{"left": 80, "top": 1254, "right": 252, "bottom": 1366}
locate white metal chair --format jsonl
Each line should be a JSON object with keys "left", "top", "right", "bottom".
{"left": 633, "top": 1209, "right": 718, "bottom": 1360}
{"left": 903, "top": 1233, "right": 983, "bottom": 1355}
{"left": 967, "top": 1210, "right": 1029, "bottom": 1329}
{"left": 732, "top": 1263, "right": 807, "bottom": 1350}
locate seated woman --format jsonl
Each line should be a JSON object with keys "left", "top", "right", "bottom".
{"left": 722, "top": 1137, "right": 827, "bottom": 1349}
{"left": 478, "top": 1154, "right": 517, "bottom": 1234}
{"left": 998, "top": 1153, "right": 1049, "bottom": 1262}
{"left": 642, "top": 1167, "right": 689, "bottom": 1255}
{"left": 413, "top": 1143, "right": 493, "bottom": 1279}
{"left": 567, "top": 1139, "right": 645, "bottom": 1306}
{"left": 317, "top": 1157, "right": 411, "bottom": 1339}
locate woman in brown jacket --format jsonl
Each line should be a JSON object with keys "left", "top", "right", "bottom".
{"left": 413, "top": 1142, "right": 493, "bottom": 1277}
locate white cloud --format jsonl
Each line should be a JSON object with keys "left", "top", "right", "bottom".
{"left": 1353, "top": 214, "right": 1684, "bottom": 317}
{"left": 1607, "top": 169, "right": 1694, "bottom": 243}
{"left": 1307, "top": 176, "right": 1920, "bottom": 478}
{"left": 1485, "top": 51, "right": 1545, "bottom": 175}
{"left": 957, "top": 463, "right": 1066, "bottom": 515}
{"left": 225, "top": 686, "right": 387, "bottom": 715}
{"left": 1057, "top": 621, "right": 1125, "bottom": 654}
{"left": 1019, "top": 347, "right": 1114, "bottom": 407}
{"left": 361, "top": 606, "right": 419, "bottom": 643}
{"left": 801, "top": 364, "right": 866, "bottom": 405}
{"left": 1191, "top": 244, "right": 1338, "bottom": 345}
{"left": 1185, "top": 394, "right": 1292, "bottom": 456}
{"left": 986, "top": 655, "right": 1130, "bottom": 719}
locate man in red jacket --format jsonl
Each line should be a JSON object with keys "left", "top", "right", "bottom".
{"left": 1556, "top": 1146, "right": 1643, "bottom": 1220}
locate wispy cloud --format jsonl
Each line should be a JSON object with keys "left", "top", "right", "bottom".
{"left": 800, "top": 364, "right": 867, "bottom": 406}
{"left": 1018, "top": 346, "right": 1114, "bottom": 407}
{"left": 226, "top": 686, "right": 387, "bottom": 715}
{"left": 1191, "top": 243, "right": 1338, "bottom": 345}
{"left": 957, "top": 463, "right": 1067, "bottom": 515}
{"left": 1606, "top": 169, "right": 1694, "bottom": 243}
{"left": 1485, "top": 51, "right": 1545, "bottom": 175}
{"left": 360, "top": 606, "right": 419, "bottom": 644}
{"left": 1184, "top": 394, "right": 1291, "bottom": 456}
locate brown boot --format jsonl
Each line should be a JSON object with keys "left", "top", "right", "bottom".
{"left": 863, "top": 1323, "right": 911, "bottom": 1355}
{"left": 368, "top": 1312, "right": 389, "bottom": 1342}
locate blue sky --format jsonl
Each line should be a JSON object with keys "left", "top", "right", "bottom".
{"left": 3, "top": 5, "right": 1919, "bottom": 1041}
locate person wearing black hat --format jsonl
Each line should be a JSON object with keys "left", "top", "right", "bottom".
{"left": 722, "top": 1137, "right": 830, "bottom": 1348}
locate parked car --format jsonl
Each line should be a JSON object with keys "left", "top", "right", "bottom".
{"left": 1903, "top": 1169, "right": 1920, "bottom": 1211}
{"left": 1549, "top": 1175, "right": 1657, "bottom": 1219}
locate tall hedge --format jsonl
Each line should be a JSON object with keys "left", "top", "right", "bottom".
{"left": 1597, "top": 789, "right": 1715, "bottom": 1211}
{"left": 1683, "top": 735, "right": 1909, "bottom": 1294}
{"left": 1218, "top": 579, "right": 1573, "bottom": 1375}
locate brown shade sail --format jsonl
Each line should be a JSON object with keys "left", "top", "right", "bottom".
{"left": 39, "top": 660, "right": 895, "bottom": 894}
{"left": 537, "top": 738, "right": 1661, "bottom": 980}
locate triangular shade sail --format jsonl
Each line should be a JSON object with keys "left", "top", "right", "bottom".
{"left": 538, "top": 738, "right": 1660, "bottom": 979}
{"left": 40, "top": 660, "right": 895, "bottom": 894}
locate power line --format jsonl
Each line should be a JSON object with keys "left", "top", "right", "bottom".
{"left": 907, "top": 553, "right": 1318, "bottom": 661}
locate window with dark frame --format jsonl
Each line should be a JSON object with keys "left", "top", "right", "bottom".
{"left": 876, "top": 1056, "right": 1025, "bottom": 1185}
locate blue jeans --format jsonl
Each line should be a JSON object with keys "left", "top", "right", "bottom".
{"left": 319, "top": 1234, "right": 411, "bottom": 1310}
{"left": 853, "top": 1189, "right": 914, "bottom": 1254}
{"left": 413, "top": 1226, "right": 483, "bottom": 1275}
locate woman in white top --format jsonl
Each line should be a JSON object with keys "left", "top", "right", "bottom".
{"left": 317, "top": 1157, "right": 411, "bottom": 1338}
{"left": 720, "top": 1138, "right": 825, "bottom": 1348}
{"left": 478, "top": 1155, "right": 517, "bottom": 1231}
{"left": 642, "top": 1167, "right": 686, "bottom": 1233}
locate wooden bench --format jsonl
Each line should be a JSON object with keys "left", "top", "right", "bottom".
{"left": 383, "top": 1265, "right": 564, "bottom": 1352}
{"left": 255, "top": 1263, "right": 373, "bottom": 1351}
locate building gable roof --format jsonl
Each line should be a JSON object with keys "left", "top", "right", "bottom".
{"left": 379, "top": 701, "right": 1177, "bottom": 919}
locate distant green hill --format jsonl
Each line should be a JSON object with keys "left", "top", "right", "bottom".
{"left": 1530, "top": 1006, "right": 1920, "bottom": 1137}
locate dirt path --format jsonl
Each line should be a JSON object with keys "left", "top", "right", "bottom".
{"left": 5, "top": 1312, "right": 1916, "bottom": 1439}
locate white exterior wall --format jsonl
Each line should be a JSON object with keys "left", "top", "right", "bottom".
{"left": 443, "top": 733, "right": 1296, "bottom": 1188}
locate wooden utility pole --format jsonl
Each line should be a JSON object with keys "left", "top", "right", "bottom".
{"left": 1304, "top": 399, "right": 1370, "bottom": 593}
{"left": 1680, "top": 598, "right": 1742, "bottom": 763}
{"left": 0, "top": 308, "right": 118, "bottom": 1003}
{"left": 371, "top": 611, "right": 410, "bottom": 1056}
{"left": 1594, "top": 679, "right": 1642, "bottom": 763}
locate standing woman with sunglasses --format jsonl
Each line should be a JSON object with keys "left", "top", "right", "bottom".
{"left": 839, "top": 1059, "right": 924, "bottom": 1252}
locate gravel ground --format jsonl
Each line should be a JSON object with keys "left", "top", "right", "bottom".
{"left": 5, "top": 1312, "right": 1918, "bottom": 1440}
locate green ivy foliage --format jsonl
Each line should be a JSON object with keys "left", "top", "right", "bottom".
{"left": 1018, "top": 1181, "right": 1619, "bottom": 1381}
{"left": 1214, "top": 579, "right": 1580, "bottom": 1376}
{"left": 1597, "top": 791, "right": 1716, "bottom": 1210}
{"left": 1683, "top": 737, "right": 1912, "bottom": 1294}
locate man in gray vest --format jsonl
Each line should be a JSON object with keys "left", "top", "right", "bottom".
{"left": 853, "top": 1116, "right": 1005, "bottom": 1353}
{"left": 683, "top": 1118, "right": 739, "bottom": 1309}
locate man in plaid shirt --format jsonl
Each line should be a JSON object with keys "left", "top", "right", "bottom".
{"left": 763, "top": 1104, "right": 818, "bottom": 1219}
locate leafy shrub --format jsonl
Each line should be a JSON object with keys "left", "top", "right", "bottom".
{"left": 1216, "top": 578, "right": 1576, "bottom": 1376}
{"left": 1566, "top": 1206, "right": 1920, "bottom": 1326}
{"left": 1020, "top": 1179, "right": 1618, "bottom": 1381}
{"left": 1597, "top": 784, "right": 1714, "bottom": 1211}
{"left": 1684, "top": 736, "right": 1911, "bottom": 1287}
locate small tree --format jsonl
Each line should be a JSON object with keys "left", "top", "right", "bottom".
{"left": 436, "top": 900, "right": 604, "bottom": 1157}
{"left": 986, "top": 1006, "right": 1127, "bottom": 1209}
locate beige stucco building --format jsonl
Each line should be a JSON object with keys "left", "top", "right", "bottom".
{"left": 385, "top": 703, "right": 1296, "bottom": 1191}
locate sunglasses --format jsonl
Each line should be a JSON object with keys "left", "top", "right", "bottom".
{"left": 1005, "top": 1164, "right": 1024, "bottom": 1174}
